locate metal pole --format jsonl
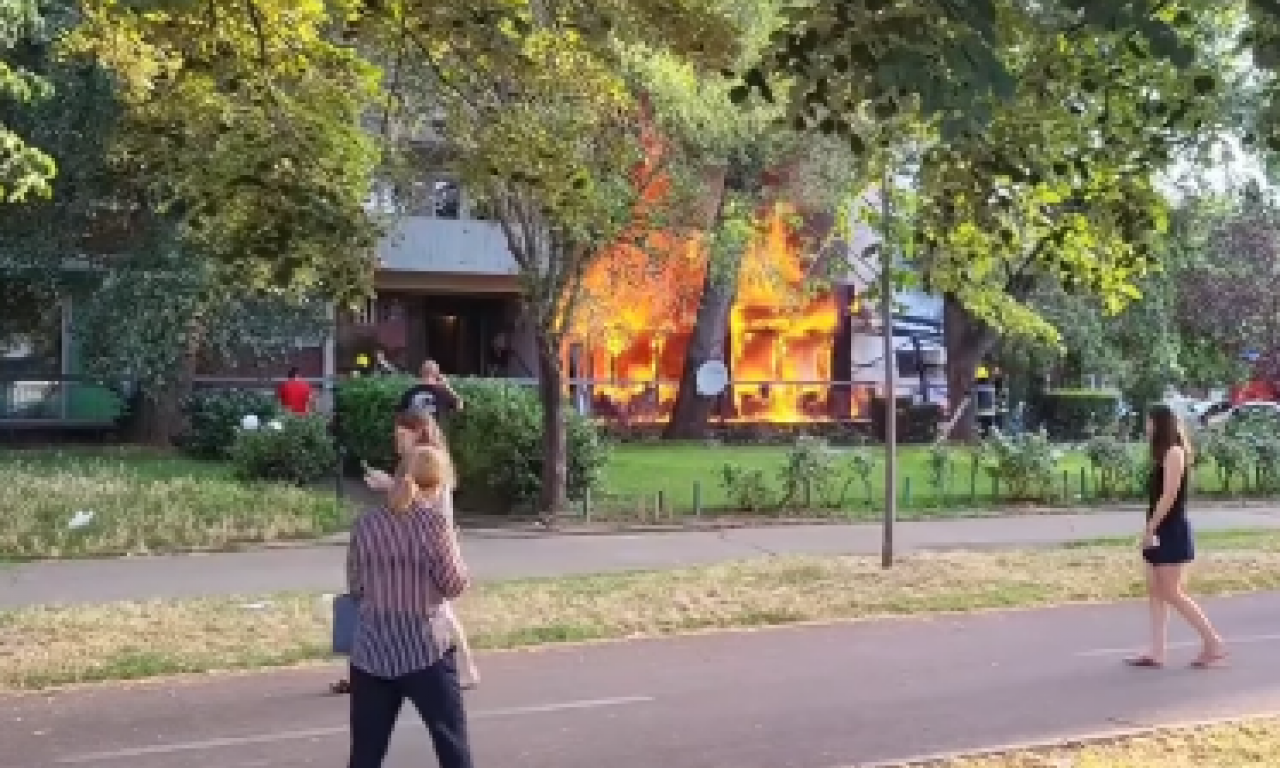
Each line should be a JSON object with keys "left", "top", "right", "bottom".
{"left": 880, "top": 169, "right": 898, "bottom": 569}
{"left": 329, "top": 305, "right": 344, "bottom": 505}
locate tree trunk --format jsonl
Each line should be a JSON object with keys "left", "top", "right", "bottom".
{"left": 663, "top": 259, "right": 741, "bottom": 438}
{"left": 128, "top": 383, "right": 184, "bottom": 445}
{"left": 125, "top": 346, "right": 198, "bottom": 446}
{"left": 535, "top": 332, "right": 569, "bottom": 524}
{"left": 663, "top": 165, "right": 738, "bottom": 440}
{"left": 943, "top": 294, "right": 999, "bottom": 442}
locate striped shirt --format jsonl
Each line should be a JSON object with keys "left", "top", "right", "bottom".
{"left": 346, "top": 490, "right": 469, "bottom": 678}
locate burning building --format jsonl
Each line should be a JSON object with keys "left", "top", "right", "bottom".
{"left": 565, "top": 198, "right": 944, "bottom": 425}
{"left": 318, "top": 177, "right": 945, "bottom": 429}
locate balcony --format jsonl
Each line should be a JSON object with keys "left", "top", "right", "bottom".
{"left": 376, "top": 216, "right": 518, "bottom": 277}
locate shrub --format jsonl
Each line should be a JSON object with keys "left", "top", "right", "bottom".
{"left": 334, "top": 374, "right": 412, "bottom": 469}
{"left": 841, "top": 449, "right": 877, "bottom": 507}
{"left": 230, "top": 414, "right": 337, "bottom": 485}
{"left": 336, "top": 376, "right": 608, "bottom": 512}
{"left": 1039, "top": 390, "right": 1120, "bottom": 441}
{"left": 1250, "top": 436, "right": 1280, "bottom": 494}
{"left": 1224, "top": 404, "right": 1280, "bottom": 441}
{"left": 1199, "top": 431, "right": 1252, "bottom": 494}
{"left": 720, "top": 464, "right": 773, "bottom": 512}
{"left": 446, "top": 379, "right": 608, "bottom": 511}
{"left": 979, "top": 428, "right": 1061, "bottom": 501}
{"left": 925, "top": 444, "right": 954, "bottom": 504}
{"left": 1084, "top": 435, "right": 1138, "bottom": 499}
{"left": 778, "top": 436, "right": 838, "bottom": 509}
{"left": 870, "top": 398, "right": 942, "bottom": 443}
{"left": 179, "top": 389, "right": 281, "bottom": 459}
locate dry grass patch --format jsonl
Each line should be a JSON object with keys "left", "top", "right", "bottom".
{"left": 922, "top": 717, "right": 1280, "bottom": 767}
{"left": 0, "top": 449, "right": 345, "bottom": 558}
{"left": 5, "top": 545, "right": 1280, "bottom": 689}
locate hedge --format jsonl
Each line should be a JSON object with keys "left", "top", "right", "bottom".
{"left": 1039, "top": 389, "right": 1120, "bottom": 441}
{"left": 334, "top": 375, "right": 607, "bottom": 513}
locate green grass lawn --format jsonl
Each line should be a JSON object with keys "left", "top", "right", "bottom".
{"left": 1070, "top": 528, "right": 1280, "bottom": 551}
{"left": 0, "top": 447, "right": 347, "bottom": 559}
{"left": 2, "top": 440, "right": 1272, "bottom": 558}
{"left": 596, "top": 442, "right": 1248, "bottom": 520}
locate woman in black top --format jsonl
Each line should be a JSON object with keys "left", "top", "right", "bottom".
{"left": 1126, "top": 404, "right": 1228, "bottom": 669}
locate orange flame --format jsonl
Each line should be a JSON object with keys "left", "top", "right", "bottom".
{"left": 569, "top": 205, "right": 845, "bottom": 423}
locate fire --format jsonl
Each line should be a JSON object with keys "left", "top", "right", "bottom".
{"left": 730, "top": 212, "right": 839, "bottom": 421}
{"left": 569, "top": 206, "right": 844, "bottom": 423}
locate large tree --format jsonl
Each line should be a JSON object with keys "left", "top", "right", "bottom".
{"left": 1003, "top": 193, "right": 1257, "bottom": 419}
{"left": 621, "top": 1, "right": 865, "bottom": 438}
{"left": 1178, "top": 187, "right": 1280, "bottom": 380}
{"left": 65, "top": 0, "right": 384, "bottom": 302}
{"left": 742, "top": 1, "right": 1275, "bottom": 149}
{"left": 825, "top": 6, "right": 1243, "bottom": 436}
{"left": 368, "top": 0, "right": 739, "bottom": 519}
{"left": 0, "top": 0, "right": 57, "bottom": 204}
{"left": 0, "top": 2, "right": 367, "bottom": 440}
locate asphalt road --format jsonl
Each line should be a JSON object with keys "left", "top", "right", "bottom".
{"left": 4, "top": 593, "right": 1280, "bottom": 768}
{"left": 5, "top": 508, "right": 1280, "bottom": 608}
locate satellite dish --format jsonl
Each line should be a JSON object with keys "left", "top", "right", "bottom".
{"left": 695, "top": 360, "right": 729, "bottom": 396}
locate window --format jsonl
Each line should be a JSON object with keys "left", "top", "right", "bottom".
{"left": 1, "top": 304, "right": 64, "bottom": 419}
{"left": 352, "top": 298, "right": 376, "bottom": 326}
{"left": 895, "top": 350, "right": 924, "bottom": 377}
{"left": 431, "top": 179, "right": 461, "bottom": 218}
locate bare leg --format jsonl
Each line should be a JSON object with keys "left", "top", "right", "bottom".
{"left": 1145, "top": 565, "right": 1170, "bottom": 664}
{"left": 1155, "top": 565, "right": 1226, "bottom": 660}
{"left": 442, "top": 602, "right": 480, "bottom": 688}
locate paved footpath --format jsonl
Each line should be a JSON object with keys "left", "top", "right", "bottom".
{"left": 4, "top": 593, "right": 1279, "bottom": 768}
{"left": 4, "top": 508, "right": 1280, "bottom": 608}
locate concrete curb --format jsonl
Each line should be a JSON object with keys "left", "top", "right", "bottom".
{"left": 12, "top": 501, "right": 1280, "bottom": 562}
{"left": 854, "top": 710, "right": 1280, "bottom": 767}
{"left": 282, "top": 498, "right": 1280, "bottom": 544}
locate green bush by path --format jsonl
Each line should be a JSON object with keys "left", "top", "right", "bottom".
{"left": 0, "top": 448, "right": 345, "bottom": 558}
{"left": 179, "top": 389, "right": 282, "bottom": 459}
{"left": 1039, "top": 389, "right": 1120, "bottom": 441}
{"left": 445, "top": 379, "right": 608, "bottom": 511}
{"left": 333, "top": 374, "right": 407, "bottom": 469}
{"left": 229, "top": 414, "right": 337, "bottom": 485}
{"left": 335, "top": 376, "right": 608, "bottom": 513}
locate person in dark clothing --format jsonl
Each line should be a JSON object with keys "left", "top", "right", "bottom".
{"left": 1125, "top": 403, "right": 1228, "bottom": 670}
{"left": 398, "top": 360, "right": 463, "bottom": 421}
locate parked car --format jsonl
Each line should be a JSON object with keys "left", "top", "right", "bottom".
{"left": 1163, "top": 395, "right": 1219, "bottom": 427}
{"left": 1203, "top": 401, "right": 1280, "bottom": 432}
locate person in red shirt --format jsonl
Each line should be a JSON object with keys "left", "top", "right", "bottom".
{"left": 277, "top": 367, "right": 313, "bottom": 414}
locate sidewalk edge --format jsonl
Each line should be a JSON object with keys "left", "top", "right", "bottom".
{"left": 853, "top": 710, "right": 1280, "bottom": 767}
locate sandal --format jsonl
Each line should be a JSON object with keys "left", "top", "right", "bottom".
{"left": 1190, "top": 650, "right": 1229, "bottom": 669}
{"left": 1124, "top": 656, "right": 1164, "bottom": 669}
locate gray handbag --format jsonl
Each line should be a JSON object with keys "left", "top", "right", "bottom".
{"left": 332, "top": 593, "right": 359, "bottom": 655}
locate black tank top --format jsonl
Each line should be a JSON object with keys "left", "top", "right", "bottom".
{"left": 1147, "top": 454, "right": 1188, "bottom": 531}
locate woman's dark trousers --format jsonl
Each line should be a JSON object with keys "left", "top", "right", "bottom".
{"left": 348, "top": 650, "right": 473, "bottom": 768}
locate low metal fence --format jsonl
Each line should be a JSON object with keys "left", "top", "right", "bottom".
{"left": 0, "top": 376, "right": 125, "bottom": 425}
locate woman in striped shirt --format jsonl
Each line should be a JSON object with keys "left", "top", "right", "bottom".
{"left": 346, "top": 444, "right": 473, "bottom": 768}
{"left": 333, "top": 409, "right": 481, "bottom": 695}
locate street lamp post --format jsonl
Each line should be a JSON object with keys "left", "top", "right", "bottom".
{"left": 879, "top": 170, "right": 897, "bottom": 569}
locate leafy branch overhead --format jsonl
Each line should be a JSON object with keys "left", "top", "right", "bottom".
{"left": 365, "top": 0, "right": 741, "bottom": 337}
{"left": 65, "top": 0, "right": 384, "bottom": 302}
{"left": 827, "top": 4, "right": 1244, "bottom": 350}
{"left": 0, "top": 1, "right": 58, "bottom": 203}
{"left": 740, "top": 0, "right": 1271, "bottom": 150}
